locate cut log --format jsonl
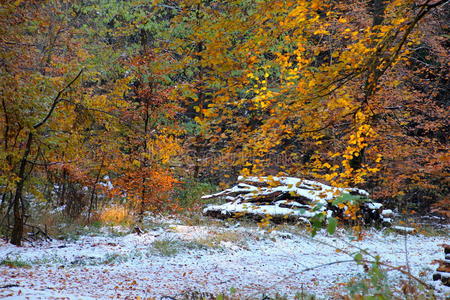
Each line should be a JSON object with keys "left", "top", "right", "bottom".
{"left": 436, "top": 261, "right": 450, "bottom": 273}
{"left": 202, "top": 176, "right": 389, "bottom": 225}
{"left": 244, "top": 191, "right": 285, "bottom": 204}
{"left": 433, "top": 245, "right": 450, "bottom": 287}
{"left": 442, "top": 244, "right": 450, "bottom": 254}
{"left": 433, "top": 272, "right": 441, "bottom": 281}
{"left": 439, "top": 272, "right": 450, "bottom": 287}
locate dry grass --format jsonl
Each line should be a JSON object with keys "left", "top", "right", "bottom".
{"left": 99, "top": 205, "right": 133, "bottom": 226}
{"left": 194, "top": 230, "right": 249, "bottom": 249}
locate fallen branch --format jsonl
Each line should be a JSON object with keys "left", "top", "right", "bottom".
{"left": 0, "top": 284, "right": 20, "bottom": 289}
{"left": 24, "top": 223, "right": 52, "bottom": 242}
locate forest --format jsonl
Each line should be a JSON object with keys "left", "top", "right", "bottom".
{"left": 0, "top": 0, "right": 449, "bottom": 299}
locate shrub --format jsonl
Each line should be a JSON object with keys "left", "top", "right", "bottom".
{"left": 174, "top": 178, "right": 217, "bottom": 209}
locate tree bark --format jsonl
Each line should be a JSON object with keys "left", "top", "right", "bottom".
{"left": 88, "top": 158, "right": 104, "bottom": 221}
{"left": 10, "top": 132, "right": 33, "bottom": 246}
{"left": 370, "top": 0, "right": 386, "bottom": 26}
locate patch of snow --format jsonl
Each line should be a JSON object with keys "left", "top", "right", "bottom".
{"left": 274, "top": 200, "right": 309, "bottom": 208}
{"left": 203, "top": 201, "right": 322, "bottom": 218}
{"left": 434, "top": 271, "right": 450, "bottom": 278}
{"left": 381, "top": 209, "right": 394, "bottom": 216}
{"left": 50, "top": 205, "right": 66, "bottom": 214}
{"left": 99, "top": 175, "right": 114, "bottom": 190}
{"left": 167, "top": 225, "right": 211, "bottom": 240}
{"left": 201, "top": 183, "right": 258, "bottom": 200}
{"left": 391, "top": 225, "right": 416, "bottom": 233}
{"left": 237, "top": 176, "right": 369, "bottom": 201}
{"left": 366, "top": 202, "right": 383, "bottom": 210}
{"left": 1, "top": 287, "right": 98, "bottom": 299}
{"left": 0, "top": 222, "right": 448, "bottom": 299}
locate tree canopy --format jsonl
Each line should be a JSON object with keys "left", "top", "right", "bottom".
{"left": 0, "top": 0, "right": 448, "bottom": 245}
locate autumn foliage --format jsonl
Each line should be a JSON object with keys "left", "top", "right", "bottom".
{"left": 169, "top": 0, "right": 448, "bottom": 211}
{"left": 0, "top": 0, "right": 448, "bottom": 245}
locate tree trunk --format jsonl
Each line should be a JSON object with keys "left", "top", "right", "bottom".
{"left": 10, "top": 132, "right": 33, "bottom": 246}
{"left": 60, "top": 168, "right": 67, "bottom": 206}
{"left": 139, "top": 179, "right": 146, "bottom": 222}
{"left": 88, "top": 158, "right": 104, "bottom": 221}
{"left": 370, "top": 0, "right": 386, "bottom": 26}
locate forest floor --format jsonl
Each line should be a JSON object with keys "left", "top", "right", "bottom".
{"left": 0, "top": 215, "right": 449, "bottom": 299}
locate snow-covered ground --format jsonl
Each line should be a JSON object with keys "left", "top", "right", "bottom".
{"left": 0, "top": 219, "right": 448, "bottom": 299}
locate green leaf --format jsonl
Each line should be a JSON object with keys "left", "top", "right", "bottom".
{"left": 327, "top": 217, "right": 337, "bottom": 235}
{"left": 332, "top": 192, "right": 370, "bottom": 206}
{"left": 354, "top": 253, "right": 363, "bottom": 263}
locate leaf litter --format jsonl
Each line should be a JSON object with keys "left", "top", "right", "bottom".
{"left": 0, "top": 220, "right": 449, "bottom": 299}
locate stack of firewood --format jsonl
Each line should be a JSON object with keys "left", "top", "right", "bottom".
{"left": 202, "top": 176, "right": 392, "bottom": 225}
{"left": 433, "top": 244, "right": 450, "bottom": 287}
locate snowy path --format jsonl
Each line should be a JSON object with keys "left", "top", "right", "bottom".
{"left": 0, "top": 223, "right": 448, "bottom": 299}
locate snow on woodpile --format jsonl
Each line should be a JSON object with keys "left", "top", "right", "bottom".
{"left": 203, "top": 176, "right": 392, "bottom": 225}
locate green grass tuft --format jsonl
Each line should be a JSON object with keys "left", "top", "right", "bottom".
{"left": 0, "top": 258, "right": 31, "bottom": 268}
{"left": 150, "top": 239, "right": 207, "bottom": 257}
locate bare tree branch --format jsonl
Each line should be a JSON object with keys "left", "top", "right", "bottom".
{"left": 33, "top": 68, "right": 84, "bottom": 129}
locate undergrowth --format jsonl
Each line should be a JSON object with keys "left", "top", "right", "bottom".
{"left": 174, "top": 179, "right": 218, "bottom": 209}
{"left": 151, "top": 239, "right": 207, "bottom": 257}
{"left": 0, "top": 257, "right": 31, "bottom": 268}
